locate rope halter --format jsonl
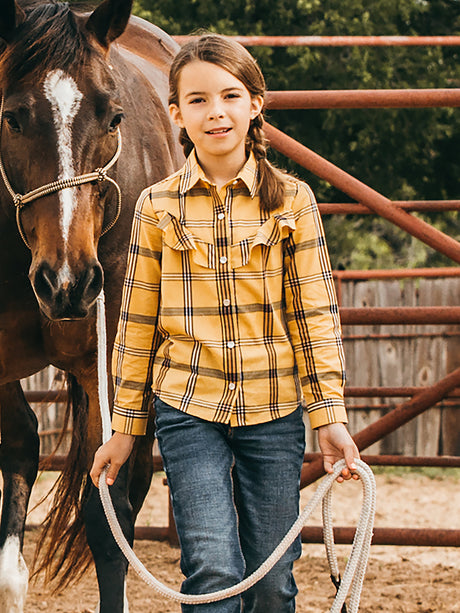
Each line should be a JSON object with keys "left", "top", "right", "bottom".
{"left": 0, "top": 95, "right": 122, "bottom": 249}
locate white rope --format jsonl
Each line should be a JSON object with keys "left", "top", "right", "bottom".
{"left": 96, "top": 292, "right": 113, "bottom": 444}
{"left": 95, "top": 289, "right": 376, "bottom": 609}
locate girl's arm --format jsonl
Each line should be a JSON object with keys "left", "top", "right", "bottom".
{"left": 284, "top": 182, "right": 359, "bottom": 479}
{"left": 91, "top": 188, "right": 163, "bottom": 486}
{"left": 111, "top": 187, "right": 163, "bottom": 436}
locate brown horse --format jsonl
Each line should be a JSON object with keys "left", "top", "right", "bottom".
{"left": 0, "top": 0, "right": 182, "bottom": 610}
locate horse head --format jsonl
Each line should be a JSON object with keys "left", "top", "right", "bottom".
{"left": 0, "top": 0, "right": 134, "bottom": 320}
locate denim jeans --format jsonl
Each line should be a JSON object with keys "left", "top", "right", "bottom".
{"left": 154, "top": 398, "right": 306, "bottom": 613}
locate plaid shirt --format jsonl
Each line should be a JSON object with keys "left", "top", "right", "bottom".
{"left": 111, "top": 151, "right": 347, "bottom": 435}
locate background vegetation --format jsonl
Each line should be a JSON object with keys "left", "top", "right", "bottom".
{"left": 132, "top": 0, "right": 459, "bottom": 269}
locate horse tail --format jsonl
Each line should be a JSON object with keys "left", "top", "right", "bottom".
{"left": 32, "top": 373, "right": 93, "bottom": 589}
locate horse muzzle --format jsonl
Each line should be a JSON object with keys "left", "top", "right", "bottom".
{"left": 31, "top": 259, "right": 104, "bottom": 320}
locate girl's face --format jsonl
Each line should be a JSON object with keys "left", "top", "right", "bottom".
{"left": 169, "top": 60, "right": 263, "bottom": 173}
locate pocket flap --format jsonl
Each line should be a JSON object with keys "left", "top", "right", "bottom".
{"left": 231, "top": 211, "right": 296, "bottom": 267}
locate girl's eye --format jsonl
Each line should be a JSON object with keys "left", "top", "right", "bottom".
{"left": 189, "top": 97, "right": 204, "bottom": 104}
{"left": 226, "top": 93, "right": 240, "bottom": 99}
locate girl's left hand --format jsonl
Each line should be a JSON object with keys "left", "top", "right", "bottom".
{"left": 317, "top": 422, "right": 360, "bottom": 482}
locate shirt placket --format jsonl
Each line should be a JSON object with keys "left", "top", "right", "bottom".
{"left": 211, "top": 184, "right": 240, "bottom": 421}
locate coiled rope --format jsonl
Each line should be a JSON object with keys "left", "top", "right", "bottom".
{"left": 96, "top": 291, "right": 376, "bottom": 611}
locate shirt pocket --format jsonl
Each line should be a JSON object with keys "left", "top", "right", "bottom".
{"left": 159, "top": 212, "right": 215, "bottom": 269}
{"left": 231, "top": 210, "right": 297, "bottom": 269}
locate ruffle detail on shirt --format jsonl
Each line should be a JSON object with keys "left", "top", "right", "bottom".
{"left": 231, "top": 210, "right": 296, "bottom": 268}
{"left": 158, "top": 212, "right": 213, "bottom": 268}
{"left": 159, "top": 212, "right": 196, "bottom": 250}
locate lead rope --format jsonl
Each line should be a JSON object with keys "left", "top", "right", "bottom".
{"left": 96, "top": 291, "right": 376, "bottom": 610}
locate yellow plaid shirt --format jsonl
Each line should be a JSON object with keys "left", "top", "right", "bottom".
{"left": 111, "top": 151, "right": 347, "bottom": 435}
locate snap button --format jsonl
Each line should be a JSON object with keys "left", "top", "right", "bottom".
{"left": 220, "top": 256, "right": 228, "bottom": 264}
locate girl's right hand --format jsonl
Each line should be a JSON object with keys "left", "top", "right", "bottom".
{"left": 90, "top": 431, "right": 136, "bottom": 488}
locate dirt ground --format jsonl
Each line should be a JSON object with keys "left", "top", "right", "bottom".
{"left": 23, "top": 468, "right": 460, "bottom": 612}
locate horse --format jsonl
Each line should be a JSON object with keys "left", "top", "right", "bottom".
{"left": 0, "top": 1, "right": 182, "bottom": 610}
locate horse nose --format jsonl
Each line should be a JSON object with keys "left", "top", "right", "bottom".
{"left": 32, "top": 260, "right": 104, "bottom": 320}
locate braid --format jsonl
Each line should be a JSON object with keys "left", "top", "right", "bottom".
{"left": 247, "top": 115, "right": 286, "bottom": 213}
{"left": 247, "top": 114, "right": 267, "bottom": 161}
{"left": 179, "top": 128, "right": 194, "bottom": 158}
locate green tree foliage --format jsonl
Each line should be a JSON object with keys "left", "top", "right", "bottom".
{"left": 133, "top": 0, "right": 460, "bottom": 268}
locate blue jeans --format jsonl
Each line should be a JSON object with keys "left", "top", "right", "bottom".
{"left": 154, "top": 398, "right": 306, "bottom": 613}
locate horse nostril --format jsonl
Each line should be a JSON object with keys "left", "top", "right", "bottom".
{"left": 33, "top": 262, "right": 59, "bottom": 304}
{"left": 83, "top": 261, "right": 104, "bottom": 302}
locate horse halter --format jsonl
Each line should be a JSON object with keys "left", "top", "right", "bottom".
{"left": 0, "top": 95, "right": 122, "bottom": 249}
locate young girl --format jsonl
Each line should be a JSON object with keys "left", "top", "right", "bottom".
{"left": 91, "top": 34, "right": 359, "bottom": 612}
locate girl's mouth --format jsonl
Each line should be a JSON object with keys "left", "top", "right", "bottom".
{"left": 206, "top": 128, "right": 231, "bottom": 134}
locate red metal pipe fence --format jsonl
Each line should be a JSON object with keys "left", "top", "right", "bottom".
{"left": 174, "top": 35, "right": 460, "bottom": 47}
{"left": 265, "top": 89, "right": 460, "bottom": 109}
{"left": 300, "top": 367, "right": 460, "bottom": 488}
{"left": 321, "top": 201, "right": 460, "bottom": 214}
{"left": 263, "top": 123, "right": 460, "bottom": 263}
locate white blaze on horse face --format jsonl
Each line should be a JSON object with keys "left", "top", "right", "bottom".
{"left": 43, "top": 69, "right": 83, "bottom": 246}
{"left": 0, "top": 535, "right": 29, "bottom": 612}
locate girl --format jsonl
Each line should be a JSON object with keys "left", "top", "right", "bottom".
{"left": 91, "top": 34, "right": 359, "bottom": 612}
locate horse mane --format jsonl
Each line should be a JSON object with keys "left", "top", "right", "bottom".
{"left": 0, "top": 1, "right": 99, "bottom": 89}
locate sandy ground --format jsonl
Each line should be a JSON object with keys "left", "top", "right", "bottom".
{"left": 23, "top": 468, "right": 460, "bottom": 612}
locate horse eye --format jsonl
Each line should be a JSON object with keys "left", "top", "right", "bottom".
{"left": 108, "top": 113, "right": 123, "bottom": 133}
{"left": 4, "top": 113, "right": 22, "bottom": 133}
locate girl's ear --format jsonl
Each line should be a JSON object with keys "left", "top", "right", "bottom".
{"left": 250, "top": 95, "right": 264, "bottom": 120}
{"left": 169, "top": 104, "right": 185, "bottom": 128}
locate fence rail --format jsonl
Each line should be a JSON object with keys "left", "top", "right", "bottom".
{"left": 174, "top": 35, "right": 460, "bottom": 47}
{"left": 266, "top": 89, "right": 460, "bottom": 109}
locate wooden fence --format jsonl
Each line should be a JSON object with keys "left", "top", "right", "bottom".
{"left": 339, "top": 275, "right": 459, "bottom": 456}
{"left": 21, "top": 368, "right": 69, "bottom": 456}
{"left": 23, "top": 276, "right": 459, "bottom": 457}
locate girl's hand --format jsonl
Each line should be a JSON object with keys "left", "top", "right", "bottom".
{"left": 90, "top": 431, "right": 136, "bottom": 488}
{"left": 317, "top": 422, "right": 360, "bottom": 483}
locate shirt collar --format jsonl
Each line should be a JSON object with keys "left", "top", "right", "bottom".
{"left": 179, "top": 149, "right": 259, "bottom": 198}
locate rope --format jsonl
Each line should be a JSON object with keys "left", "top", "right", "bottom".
{"left": 95, "top": 290, "right": 376, "bottom": 610}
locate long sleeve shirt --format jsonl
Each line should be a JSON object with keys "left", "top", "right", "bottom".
{"left": 111, "top": 151, "right": 347, "bottom": 435}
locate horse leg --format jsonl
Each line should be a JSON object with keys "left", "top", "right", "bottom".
{"left": 75, "top": 369, "right": 138, "bottom": 613}
{"left": 84, "top": 463, "right": 132, "bottom": 613}
{"left": 87, "top": 409, "right": 155, "bottom": 613}
{"left": 0, "top": 382, "right": 39, "bottom": 613}
{"left": 84, "top": 406, "right": 155, "bottom": 613}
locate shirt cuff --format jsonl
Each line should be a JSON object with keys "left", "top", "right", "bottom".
{"left": 306, "top": 398, "right": 348, "bottom": 430}
{"left": 112, "top": 406, "right": 149, "bottom": 436}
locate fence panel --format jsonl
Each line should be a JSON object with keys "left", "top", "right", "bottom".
{"left": 341, "top": 276, "right": 460, "bottom": 455}
{"left": 21, "top": 367, "right": 70, "bottom": 456}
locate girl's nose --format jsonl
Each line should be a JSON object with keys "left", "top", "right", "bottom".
{"left": 208, "top": 102, "right": 225, "bottom": 119}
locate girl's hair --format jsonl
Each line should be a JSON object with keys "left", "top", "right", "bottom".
{"left": 169, "top": 34, "right": 288, "bottom": 212}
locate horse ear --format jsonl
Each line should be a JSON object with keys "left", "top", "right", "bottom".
{"left": 85, "top": 0, "right": 134, "bottom": 49}
{"left": 0, "top": 0, "right": 25, "bottom": 44}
